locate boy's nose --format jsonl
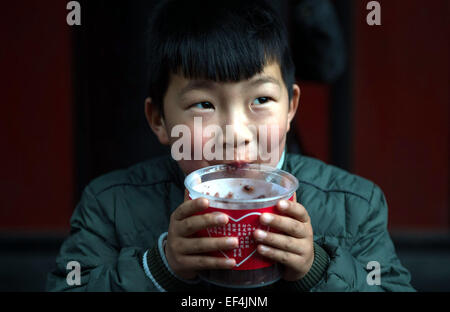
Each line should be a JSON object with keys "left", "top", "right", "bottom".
{"left": 222, "top": 123, "right": 254, "bottom": 148}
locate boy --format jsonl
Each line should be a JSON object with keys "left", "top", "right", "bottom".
{"left": 47, "top": 0, "right": 414, "bottom": 291}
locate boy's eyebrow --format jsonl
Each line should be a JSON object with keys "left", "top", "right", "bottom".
{"left": 178, "top": 75, "right": 281, "bottom": 96}
{"left": 179, "top": 80, "right": 217, "bottom": 96}
{"left": 246, "top": 76, "right": 281, "bottom": 89}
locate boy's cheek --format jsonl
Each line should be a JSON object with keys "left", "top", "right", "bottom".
{"left": 267, "top": 124, "right": 287, "bottom": 147}
{"left": 168, "top": 121, "right": 288, "bottom": 172}
{"left": 177, "top": 159, "right": 210, "bottom": 176}
{"left": 260, "top": 123, "right": 287, "bottom": 150}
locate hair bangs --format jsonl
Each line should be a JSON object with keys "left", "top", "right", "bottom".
{"left": 164, "top": 21, "right": 284, "bottom": 83}
{"left": 146, "top": 0, "right": 295, "bottom": 113}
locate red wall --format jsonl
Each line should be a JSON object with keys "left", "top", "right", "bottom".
{"left": 0, "top": 1, "right": 447, "bottom": 233}
{"left": 294, "top": 83, "right": 330, "bottom": 164}
{"left": 0, "top": 1, "right": 73, "bottom": 232}
{"left": 353, "top": 0, "right": 449, "bottom": 230}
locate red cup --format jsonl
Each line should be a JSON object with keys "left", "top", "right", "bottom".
{"left": 184, "top": 164, "right": 299, "bottom": 288}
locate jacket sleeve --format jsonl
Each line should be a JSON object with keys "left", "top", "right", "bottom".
{"left": 46, "top": 185, "right": 200, "bottom": 292}
{"left": 310, "top": 185, "right": 415, "bottom": 292}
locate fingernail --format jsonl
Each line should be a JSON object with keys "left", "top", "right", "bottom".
{"left": 278, "top": 200, "right": 289, "bottom": 210}
{"left": 259, "top": 245, "right": 269, "bottom": 253}
{"left": 215, "top": 213, "right": 228, "bottom": 224}
{"left": 254, "top": 229, "right": 267, "bottom": 240}
{"left": 198, "top": 198, "right": 209, "bottom": 207}
{"left": 261, "top": 213, "right": 274, "bottom": 223}
{"left": 226, "top": 237, "right": 238, "bottom": 246}
{"left": 225, "top": 259, "right": 236, "bottom": 267}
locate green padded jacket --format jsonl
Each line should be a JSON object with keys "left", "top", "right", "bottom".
{"left": 46, "top": 153, "right": 415, "bottom": 292}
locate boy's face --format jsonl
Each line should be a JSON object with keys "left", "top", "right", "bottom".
{"left": 146, "top": 62, "right": 300, "bottom": 175}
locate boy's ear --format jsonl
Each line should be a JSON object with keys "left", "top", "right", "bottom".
{"left": 287, "top": 84, "right": 301, "bottom": 132}
{"left": 144, "top": 97, "right": 170, "bottom": 145}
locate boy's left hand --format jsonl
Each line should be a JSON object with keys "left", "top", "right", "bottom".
{"left": 253, "top": 193, "right": 314, "bottom": 281}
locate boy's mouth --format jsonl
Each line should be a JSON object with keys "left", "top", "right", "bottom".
{"left": 228, "top": 161, "right": 250, "bottom": 168}
{"left": 218, "top": 161, "right": 254, "bottom": 168}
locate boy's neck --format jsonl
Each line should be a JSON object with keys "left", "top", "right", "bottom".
{"left": 276, "top": 149, "right": 286, "bottom": 169}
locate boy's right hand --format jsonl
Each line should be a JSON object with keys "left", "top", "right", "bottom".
{"left": 164, "top": 190, "right": 238, "bottom": 280}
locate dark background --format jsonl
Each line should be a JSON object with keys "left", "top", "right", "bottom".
{"left": 0, "top": 0, "right": 448, "bottom": 291}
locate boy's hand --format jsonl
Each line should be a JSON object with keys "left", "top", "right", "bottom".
{"left": 253, "top": 193, "right": 315, "bottom": 281}
{"left": 164, "top": 190, "right": 238, "bottom": 280}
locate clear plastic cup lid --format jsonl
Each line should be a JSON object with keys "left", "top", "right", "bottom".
{"left": 184, "top": 164, "right": 299, "bottom": 209}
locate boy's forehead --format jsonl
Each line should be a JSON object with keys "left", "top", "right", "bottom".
{"left": 170, "top": 62, "right": 284, "bottom": 95}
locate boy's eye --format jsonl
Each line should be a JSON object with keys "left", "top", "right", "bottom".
{"left": 190, "top": 102, "right": 214, "bottom": 110}
{"left": 252, "top": 97, "right": 271, "bottom": 105}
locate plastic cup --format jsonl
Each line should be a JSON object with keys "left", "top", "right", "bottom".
{"left": 184, "top": 163, "right": 299, "bottom": 288}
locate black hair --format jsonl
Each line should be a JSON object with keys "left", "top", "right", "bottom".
{"left": 146, "top": 0, "right": 295, "bottom": 116}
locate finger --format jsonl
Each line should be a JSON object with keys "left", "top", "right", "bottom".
{"left": 184, "top": 189, "right": 190, "bottom": 202}
{"left": 293, "top": 192, "right": 297, "bottom": 202}
{"left": 178, "top": 212, "right": 229, "bottom": 237}
{"left": 260, "top": 213, "right": 306, "bottom": 238}
{"left": 276, "top": 199, "right": 309, "bottom": 223}
{"left": 253, "top": 229, "right": 302, "bottom": 254}
{"left": 172, "top": 197, "right": 209, "bottom": 221}
{"left": 181, "top": 255, "right": 236, "bottom": 271}
{"left": 256, "top": 244, "right": 302, "bottom": 267}
{"left": 178, "top": 236, "right": 239, "bottom": 254}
